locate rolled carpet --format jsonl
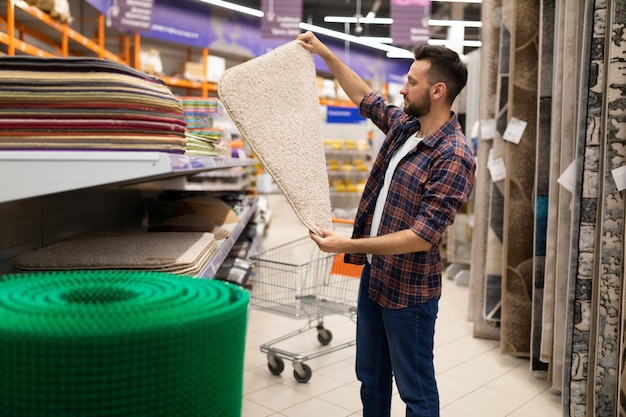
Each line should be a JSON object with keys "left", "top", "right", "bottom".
{"left": 0, "top": 270, "right": 249, "bottom": 417}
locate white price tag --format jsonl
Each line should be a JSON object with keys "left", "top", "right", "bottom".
{"left": 502, "top": 117, "right": 527, "bottom": 144}
{"left": 480, "top": 118, "right": 496, "bottom": 139}
{"left": 488, "top": 157, "right": 506, "bottom": 182}
{"left": 557, "top": 160, "right": 577, "bottom": 194}
{"left": 611, "top": 165, "right": 626, "bottom": 191}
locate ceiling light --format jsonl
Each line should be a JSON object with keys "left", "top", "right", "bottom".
{"left": 428, "top": 39, "right": 483, "bottom": 47}
{"left": 324, "top": 16, "right": 393, "bottom": 24}
{"left": 299, "top": 22, "right": 414, "bottom": 59}
{"left": 428, "top": 19, "right": 482, "bottom": 27}
{"left": 324, "top": 16, "right": 481, "bottom": 28}
{"left": 358, "top": 37, "right": 394, "bottom": 44}
{"left": 196, "top": 0, "right": 264, "bottom": 17}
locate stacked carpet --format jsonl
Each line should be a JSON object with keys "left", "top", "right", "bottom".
{"left": 180, "top": 97, "right": 223, "bottom": 156}
{"left": 184, "top": 132, "right": 220, "bottom": 156}
{"left": 0, "top": 56, "right": 186, "bottom": 153}
{"left": 218, "top": 40, "right": 332, "bottom": 235}
{"left": 171, "top": 195, "right": 241, "bottom": 225}
{"left": 148, "top": 214, "right": 231, "bottom": 240}
{"left": 0, "top": 270, "right": 249, "bottom": 417}
{"left": 11, "top": 232, "right": 218, "bottom": 277}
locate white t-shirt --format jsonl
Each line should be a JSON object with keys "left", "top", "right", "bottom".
{"left": 367, "top": 134, "right": 424, "bottom": 264}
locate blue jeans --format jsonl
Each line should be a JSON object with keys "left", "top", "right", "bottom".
{"left": 356, "top": 264, "right": 440, "bottom": 417}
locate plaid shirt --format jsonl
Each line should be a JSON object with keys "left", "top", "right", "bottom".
{"left": 345, "top": 92, "right": 476, "bottom": 309}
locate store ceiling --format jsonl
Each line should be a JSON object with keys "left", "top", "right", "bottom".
{"left": 226, "top": 0, "right": 482, "bottom": 54}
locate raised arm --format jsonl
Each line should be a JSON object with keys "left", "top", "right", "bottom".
{"left": 297, "top": 31, "right": 372, "bottom": 106}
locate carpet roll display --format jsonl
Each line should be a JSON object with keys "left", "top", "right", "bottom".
{"left": 0, "top": 270, "right": 249, "bottom": 417}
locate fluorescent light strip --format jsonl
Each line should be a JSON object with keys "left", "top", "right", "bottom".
{"left": 324, "top": 16, "right": 393, "bottom": 24}
{"left": 428, "top": 39, "right": 483, "bottom": 47}
{"left": 428, "top": 19, "right": 482, "bottom": 27}
{"left": 196, "top": 0, "right": 264, "bottom": 17}
{"left": 358, "top": 36, "right": 394, "bottom": 44}
{"left": 324, "top": 16, "right": 482, "bottom": 28}
{"left": 299, "top": 22, "right": 414, "bottom": 58}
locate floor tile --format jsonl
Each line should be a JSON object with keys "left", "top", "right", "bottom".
{"left": 279, "top": 397, "right": 353, "bottom": 417}
{"left": 241, "top": 398, "right": 275, "bottom": 417}
{"left": 317, "top": 382, "right": 362, "bottom": 413}
{"left": 245, "top": 383, "right": 312, "bottom": 412}
{"left": 441, "top": 398, "right": 505, "bottom": 417}
{"left": 507, "top": 398, "right": 563, "bottom": 417}
{"left": 458, "top": 386, "right": 528, "bottom": 413}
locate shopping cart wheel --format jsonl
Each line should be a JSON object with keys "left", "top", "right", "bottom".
{"left": 267, "top": 355, "right": 285, "bottom": 376}
{"left": 317, "top": 328, "right": 333, "bottom": 346}
{"left": 293, "top": 362, "right": 312, "bottom": 383}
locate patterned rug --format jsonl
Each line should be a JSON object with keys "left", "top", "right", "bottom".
{"left": 499, "top": 0, "right": 539, "bottom": 358}
{"left": 469, "top": 0, "right": 502, "bottom": 341}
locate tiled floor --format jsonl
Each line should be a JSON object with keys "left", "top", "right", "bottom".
{"left": 242, "top": 194, "right": 563, "bottom": 417}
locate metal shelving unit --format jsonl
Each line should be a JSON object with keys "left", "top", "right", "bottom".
{"left": 0, "top": 150, "right": 259, "bottom": 278}
{"left": 0, "top": 150, "right": 257, "bottom": 203}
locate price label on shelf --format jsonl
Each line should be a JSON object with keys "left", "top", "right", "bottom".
{"left": 557, "top": 160, "right": 577, "bottom": 194}
{"left": 480, "top": 118, "right": 496, "bottom": 140}
{"left": 612, "top": 165, "right": 626, "bottom": 191}
{"left": 502, "top": 117, "right": 527, "bottom": 144}
{"left": 489, "top": 159, "right": 506, "bottom": 182}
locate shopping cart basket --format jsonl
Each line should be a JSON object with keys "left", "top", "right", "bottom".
{"left": 249, "top": 232, "right": 362, "bottom": 383}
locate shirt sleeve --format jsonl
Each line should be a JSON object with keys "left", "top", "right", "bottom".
{"left": 359, "top": 92, "right": 404, "bottom": 134}
{"left": 410, "top": 153, "right": 475, "bottom": 245}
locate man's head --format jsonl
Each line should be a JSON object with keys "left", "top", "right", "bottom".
{"left": 412, "top": 45, "right": 467, "bottom": 106}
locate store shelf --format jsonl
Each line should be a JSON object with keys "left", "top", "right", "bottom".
{"left": 0, "top": 150, "right": 257, "bottom": 203}
{"left": 1, "top": 0, "right": 126, "bottom": 63}
{"left": 199, "top": 196, "right": 257, "bottom": 278}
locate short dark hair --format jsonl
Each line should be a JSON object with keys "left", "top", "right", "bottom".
{"left": 412, "top": 44, "right": 467, "bottom": 105}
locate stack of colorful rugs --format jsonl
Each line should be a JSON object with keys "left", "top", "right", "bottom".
{"left": 0, "top": 56, "right": 187, "bottom": 153}
{"left": 180, "top": 97, "right": 224, "bottom": 157}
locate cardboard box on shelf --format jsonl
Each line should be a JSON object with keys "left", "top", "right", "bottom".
{"left": 27, "top": 0, "right": 73, "bottom": 23}
{"left": 139, "top": 48, "right": 163, "bottom": 75}
{"left": 179, "top": 61, "right": 204, "bottom": 82}
{"left": 206, "top": 55, "right": 226, "bottom": 83}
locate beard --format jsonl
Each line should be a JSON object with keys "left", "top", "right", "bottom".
{"left": 403, "top": 90, "right": 431, "bottom": 118}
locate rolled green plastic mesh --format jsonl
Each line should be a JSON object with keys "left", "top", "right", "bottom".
{"left": 0, "top": 270, "right": 249, "bottom": 417}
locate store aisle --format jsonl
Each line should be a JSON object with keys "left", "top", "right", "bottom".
{"left": 242, "top": 193, "right": 563, "bottom": 417}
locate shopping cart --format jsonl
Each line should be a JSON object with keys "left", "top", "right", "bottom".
{"left": 249, "top": 224, "right": 362, "bottom": 383}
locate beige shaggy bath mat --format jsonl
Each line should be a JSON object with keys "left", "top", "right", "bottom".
{"left": 218, "top": 41, "right": 332, "bottom": 235}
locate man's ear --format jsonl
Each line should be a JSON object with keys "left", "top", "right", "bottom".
{"left": 432, "top": 82, "right": 447, "bottom": 100}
